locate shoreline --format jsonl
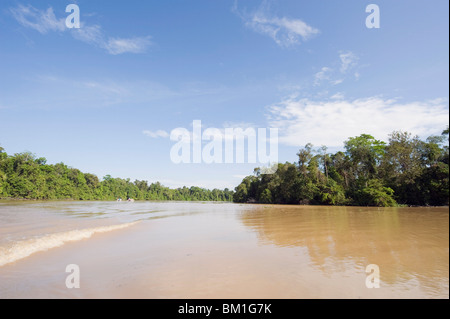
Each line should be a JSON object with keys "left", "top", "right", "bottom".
{"left": 0, "top": 198, "right": 448, "bottom": 208}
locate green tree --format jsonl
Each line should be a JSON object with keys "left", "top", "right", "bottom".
{"left": 354, "top": 179, "right": 397, "bottom": 207}
{"left": 234, "top": 175, "right": 258, "bottom": 203}
{"left": 0, "top": 169, "right": 6, "bottom": 195}
{"left": 380, "top": 131, "right": 423, "bottom": 204}
{"left": 345, "top": 134, "right": 386, "bottom": 183}
{"left": 297, "top": 143, "right": 314, "bottom": 178}
{"left": 259, "top": 188, "right": 272, "bottom": 204}
{"left": 318, "top": 179, "right": 348, "bottom": 205}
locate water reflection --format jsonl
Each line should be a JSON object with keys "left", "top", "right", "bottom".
{"left": 240, "top": 205, "right": 449, "bottom": 296}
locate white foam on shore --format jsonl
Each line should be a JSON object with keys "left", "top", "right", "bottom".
{"left": 0, "top": 221, "right": 138, "bottom": 267}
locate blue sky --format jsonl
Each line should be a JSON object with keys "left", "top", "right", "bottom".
{"left": 0, "top": 0, "right": 448, "bottom": 189}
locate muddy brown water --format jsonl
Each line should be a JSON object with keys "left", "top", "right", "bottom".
{"left": 0, "top": 201, "right": 448, "bottom": 298}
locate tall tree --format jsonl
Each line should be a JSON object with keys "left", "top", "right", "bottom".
{"left": 297, "top": 143, "right": 313, "bottom": 178}
{"left": 344, "top": 134, "right": 386, "bottom": 183}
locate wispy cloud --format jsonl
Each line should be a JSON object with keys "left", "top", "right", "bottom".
{"left": 105, "top": 37, "right": 152, "bottom": 55}
{"left": 313, "top": 51, "right": 360, "bottom": 87}
{"left": 330, "top": 92, "right": 345, "bottom": 100}
{"left": 339, "top": 51, "right": 359, "bottom": 73}
{"left": 11, "top": 5, "right": 65, "bottom": 34}
{"left": 143, "top": 130, "right": 169, "bottom": 139}
{"left": 71, "top": 24, "right": 104, "bottom": 45}
{"left": 233, "top": 1, "right": 319, "bottom": 47}
{"left": 267, "top": 96, "right": 449, "bottom": 147}
{"left": 331, "top": 78, "right": 344, "bottom": 85}
{"left": 314, "top": 67, "right": 333, "bottom": 86}
{"left": 10, "top": 4, "right": 152, "bottom": 55}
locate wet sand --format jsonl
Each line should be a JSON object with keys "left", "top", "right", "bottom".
{"left": 0, "top": 201, "right": 448, "bottom": 299}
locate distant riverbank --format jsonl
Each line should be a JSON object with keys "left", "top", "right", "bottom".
{"left": 1, "top": 198, "right": 448, "bottom": 209}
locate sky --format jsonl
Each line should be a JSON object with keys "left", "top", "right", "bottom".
{"left": 0, "top": 0, "right": 449, "bottom": 190}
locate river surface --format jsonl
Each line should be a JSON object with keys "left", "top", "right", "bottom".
{"left": 0, "top": 201, "right": 448, "bottom": 299}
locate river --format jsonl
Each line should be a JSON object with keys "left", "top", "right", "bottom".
{"left": 0, "top": 201, "right": 448, "bottom": 298}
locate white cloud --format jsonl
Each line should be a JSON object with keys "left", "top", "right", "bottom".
{"left": 313, "top": 51, "right": 359, "bottom": 87}
{"left": 234, "top": 1, "right": 319, "bottom": 47}
{"left": 330, "top": 92, "right": 345, "bottom": 100}
{"left": 267, "top": 96, "right": 449, "bottom": 147}
{"left": 331, "top": 79, "right": 344, "bottom": 85}
{"left": 71, "top": 24, "right": 104, "bottom": 45}
{"left": 10, "top": 5, "right": 152, "bottom": 55}
{"left": 143, "top": 130, "right": 169, "bottom": 139}
{"left": 314, "top": 67, "right": 333, "bottom": 86}
{"left": 339, "top": 51, "right": 358, "bottom": 73}
{"left": 105, "top": 37, "right": 152, "bottom": 55}
{"left": 11, "top": 5, "right": 65, "bottom": 34}
{"left": 248, "top": 16, "right": 320, "bottom": 47}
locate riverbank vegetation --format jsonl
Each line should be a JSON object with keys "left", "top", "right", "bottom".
{"left": 234, "top": 128, "right": 449, "bottom": 207}
{"left": 1, "top": 127, "right": 448, "bottom": 206}
{"left": 0, "top": 147, "right": 233, "bottom": 201}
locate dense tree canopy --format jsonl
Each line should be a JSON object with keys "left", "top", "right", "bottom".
{"left": 0, "top": 146, "right": 233, "bottom": 202}
{"left": 1, "top": 127, "right": 448, "bottom": 207}
{"left": 234, "top": 128, "right": 449, "bottom": 207}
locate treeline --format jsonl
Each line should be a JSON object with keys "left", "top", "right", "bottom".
{"left": 234, "top": 128, "right": 449, "bottom": 207}
{"left": 0, "top": 147, "right": 233, "bottom": 201}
